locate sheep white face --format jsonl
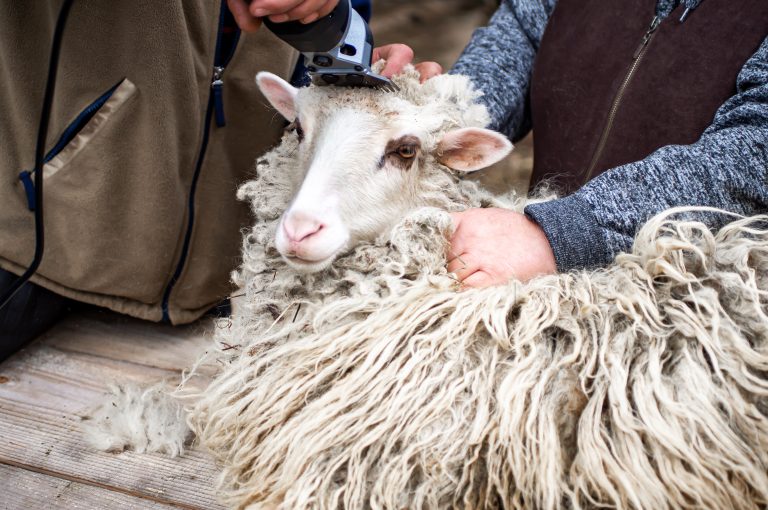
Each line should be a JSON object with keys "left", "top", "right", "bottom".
{"left": 256, "top": 72, "right": 512, "bottom": 273}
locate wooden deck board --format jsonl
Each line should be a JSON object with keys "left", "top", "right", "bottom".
{"left": 0, "top": 310, "right": 224, "bottom": 510}
{"left": 0, "top": 463, "right": 180, "bottom": 509}
{"left": 42, "top": 309, "right": 215, "bottom": 372}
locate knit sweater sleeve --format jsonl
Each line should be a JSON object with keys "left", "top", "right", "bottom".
{"left": 450, "top": 0, "right": 557, "bottom": 142}
{"left": 525, "top": 36, "right": 768, "bottom": 271}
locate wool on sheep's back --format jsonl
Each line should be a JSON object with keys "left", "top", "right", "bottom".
{"left": 188, "top": 211, "right": 768, "bottom": 510}
{"left": 179, "top": 67, "right": 768, "bottom": 510}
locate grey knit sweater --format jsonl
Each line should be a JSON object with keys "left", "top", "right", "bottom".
{"left": 452, "top": 0, "right": 768, "bottom": 271}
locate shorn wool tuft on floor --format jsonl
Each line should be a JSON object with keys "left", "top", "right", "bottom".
{"left": 186, "top": 209, "right": 768, "bottom": 510}
{"left": 84, "top": 382, "right": 191, "bottom": 457}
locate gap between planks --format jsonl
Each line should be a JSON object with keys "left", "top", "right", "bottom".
{"left": 0, "top": 310, "right": 224, "bottom": 510}
{"left": 0, "top": 460, "right": 200, "bottom": 510}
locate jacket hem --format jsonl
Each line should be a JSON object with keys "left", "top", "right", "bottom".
{"left": 0, "top": 258, "right": 216, "bottom": 324}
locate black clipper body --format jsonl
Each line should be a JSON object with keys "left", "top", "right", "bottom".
{"left": 264, "top": 0, "right": 396, "bottom": 91}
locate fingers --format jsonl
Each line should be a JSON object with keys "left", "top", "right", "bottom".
{"left": 249, "top": 0, "right": 303, "bottom": 18}
{"left": 447, "top": 254, "right": 479, "bottom": 283}
{"left": 228, "top": 0, "right": 263, "bottom": 31}
{"left": 461, "top": 271, "right": 496, "bottom": 289}
{"left": 372, "top": 45, "right": 442, "bottom": 82}
{"left": 248, "top": 0, "right": 338, "bottom": 23}
{"left": 414, "top": 61, "right": 443, "bottom": 83}
{"left": 446, "top": 251, "right": 466, "bottom": 273}
{"left": 296, "top": 0, "right": 337, "bottom": 23}
{"left": 373, "top": 44, "right": 414, "bottom": 78}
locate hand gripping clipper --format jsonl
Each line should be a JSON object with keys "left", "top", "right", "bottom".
{"left": 264, "top": 0, "right": 397, "bottom": 91}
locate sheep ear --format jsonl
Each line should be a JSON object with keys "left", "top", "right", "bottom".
{"left": 436, "top": 128, "right": 512, "bottom": 172}
{"left": 256, "top": 71, "right": 298, "bottom": 121}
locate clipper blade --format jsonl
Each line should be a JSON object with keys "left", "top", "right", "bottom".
{"left": 311, "top": 70, "right": 399, "bottom": 92}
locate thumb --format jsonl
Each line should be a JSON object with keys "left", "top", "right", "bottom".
{"left": 445, "top": 212, "right": 465, "bottom": 263}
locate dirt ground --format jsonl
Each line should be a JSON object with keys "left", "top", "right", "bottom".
{"left": 371, "top": 0, "right": 534, "bottom": 194}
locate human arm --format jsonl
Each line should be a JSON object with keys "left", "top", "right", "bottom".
{"left": 452, "top": 36, "right": 768, "bottom": 286}
{"left": 524, "top": 36, "right": 768, "bottom": 272}
{"left": 363, "top": 0, "right": 560, "bottom": 97}
{"left": 450, "top": 0, "right": 558, "bottom": 142}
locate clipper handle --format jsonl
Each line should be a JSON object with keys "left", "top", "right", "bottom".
{"left": 263, "top": 0, "right": 395, "bottom": 91}
{"left": 263, "top": 0, "right": 351, "bottom": 53}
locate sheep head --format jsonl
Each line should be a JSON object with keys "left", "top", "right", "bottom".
{"left": 256, "top": 67, "right": 512, "bottom": 273}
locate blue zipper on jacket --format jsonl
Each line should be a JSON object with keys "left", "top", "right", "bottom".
{"left": 212, "top": 7, "right": 241, "bottom": 127}
{"left": 161, "top": 1, "right": 240, "bottom": 322}
{"left": 19, "top": 79, "right": 122, "bottom": 211}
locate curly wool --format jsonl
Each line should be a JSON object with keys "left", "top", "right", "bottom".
{"left": 82, "top": 68, "right": 528, "bottom": 461}
{"left": 189, "top": 211, "right": 768, "bottom": 510}
{"left": 214, "top": 67, "right": 533, "bottom": 358}
{"left": 181, "top": 71, "right": 768, "bottom": 509}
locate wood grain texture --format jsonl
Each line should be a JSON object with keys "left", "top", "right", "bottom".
{"left": 0, "top": 325, "right": 223, "bottom": 510}
{"left": 0, "top": 463, "right": 179, "bottom": 509}
{"left": 40, "top": 309, "right": 216, "bottom": 372}
{"left": 0, "top": 4, "right": 507, "bottom": 506}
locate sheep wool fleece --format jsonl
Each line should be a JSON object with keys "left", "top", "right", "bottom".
{"left": 180, "top": 70, "right": 768, "bottom": 509}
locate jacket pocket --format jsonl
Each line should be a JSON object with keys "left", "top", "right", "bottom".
{"left": 44, "top": 78, "right": 138, "bottom": 176}
{"left": 19, "top": 78, "right": 138, "bottom": 209}
{"left": 19, "top": 76, "right": 183, "bottom": 305}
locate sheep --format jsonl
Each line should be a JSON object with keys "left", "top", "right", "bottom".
{"left": 185, "top": 68, "right": 768, "bottom": 509}
{"left": 90, "top": 66, "right": 768, "bottom": 510}
{"left": 215, "top": 65, "right": 536, "bottom": 352}
{"left": 192, "top": 207, "right": 768, "bottom": 510}
{"left": 254, "top": 67, "right": 513, "bottom": 274}
{"left": 85, "top": 65, "right": 530, "bottom": 459}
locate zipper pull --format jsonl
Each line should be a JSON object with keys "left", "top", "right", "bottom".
{"left": 18, "top": 171, "right": 36, "bottom": 211}
{"left": 212, "top": 65, "right": 226, "bottom": 127}
{"left": 633, "top": 16, "right": 661, "bottom": 59}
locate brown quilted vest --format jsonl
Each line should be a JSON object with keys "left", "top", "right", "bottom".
{"left": 529, "top": 0, "right": 768, "bottom": 193}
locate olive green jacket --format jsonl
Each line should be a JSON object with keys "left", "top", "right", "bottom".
{"left": 0, "top": 1, "right": 296, "bottom": 323}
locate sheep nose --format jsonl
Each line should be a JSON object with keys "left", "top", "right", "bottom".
{"left": 283, "top": 212, "right": 324, "bottom": 243}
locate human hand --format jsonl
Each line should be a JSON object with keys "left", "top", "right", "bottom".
{"left": 228, "top": 0, "right": 340, "bottom": 31}
{"left": 447, "top": 208, "right": 557, "bottom": 287}
{"left": 372, "top": 44, "right": 443, "bottom": 83}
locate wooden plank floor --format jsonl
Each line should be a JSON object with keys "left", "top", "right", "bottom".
{"left": 0, "top": 309, "right": 224, "bottom": 510}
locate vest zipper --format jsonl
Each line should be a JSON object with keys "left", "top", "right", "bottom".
{"left": 212, "top": 66, "right": 226, "bottom": 127}
{"left": 583, "top": 15, "right": 661, "bottom": 184}
{"left": 212, "top": 7, "right": 241, "bottom": 128}
{"left": 160, "top": 1, "right": 240, "bottom": 323}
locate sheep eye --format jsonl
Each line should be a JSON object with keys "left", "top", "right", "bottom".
{"left": 382, "top": 135, "right": 421, "bottom": 170}
{"left": 397, "top": 145, "right": 417, "bottom": 159}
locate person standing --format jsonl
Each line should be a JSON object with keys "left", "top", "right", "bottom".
{"left": 443, "top": 0, "right": 768, "bottom": 287}
{"left": 0, "top": 0, "right": 338, "bottom": 358}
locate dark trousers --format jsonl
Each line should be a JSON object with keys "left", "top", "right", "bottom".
{"left": 0, "top": 269, "right": 72, "bottom": 362}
